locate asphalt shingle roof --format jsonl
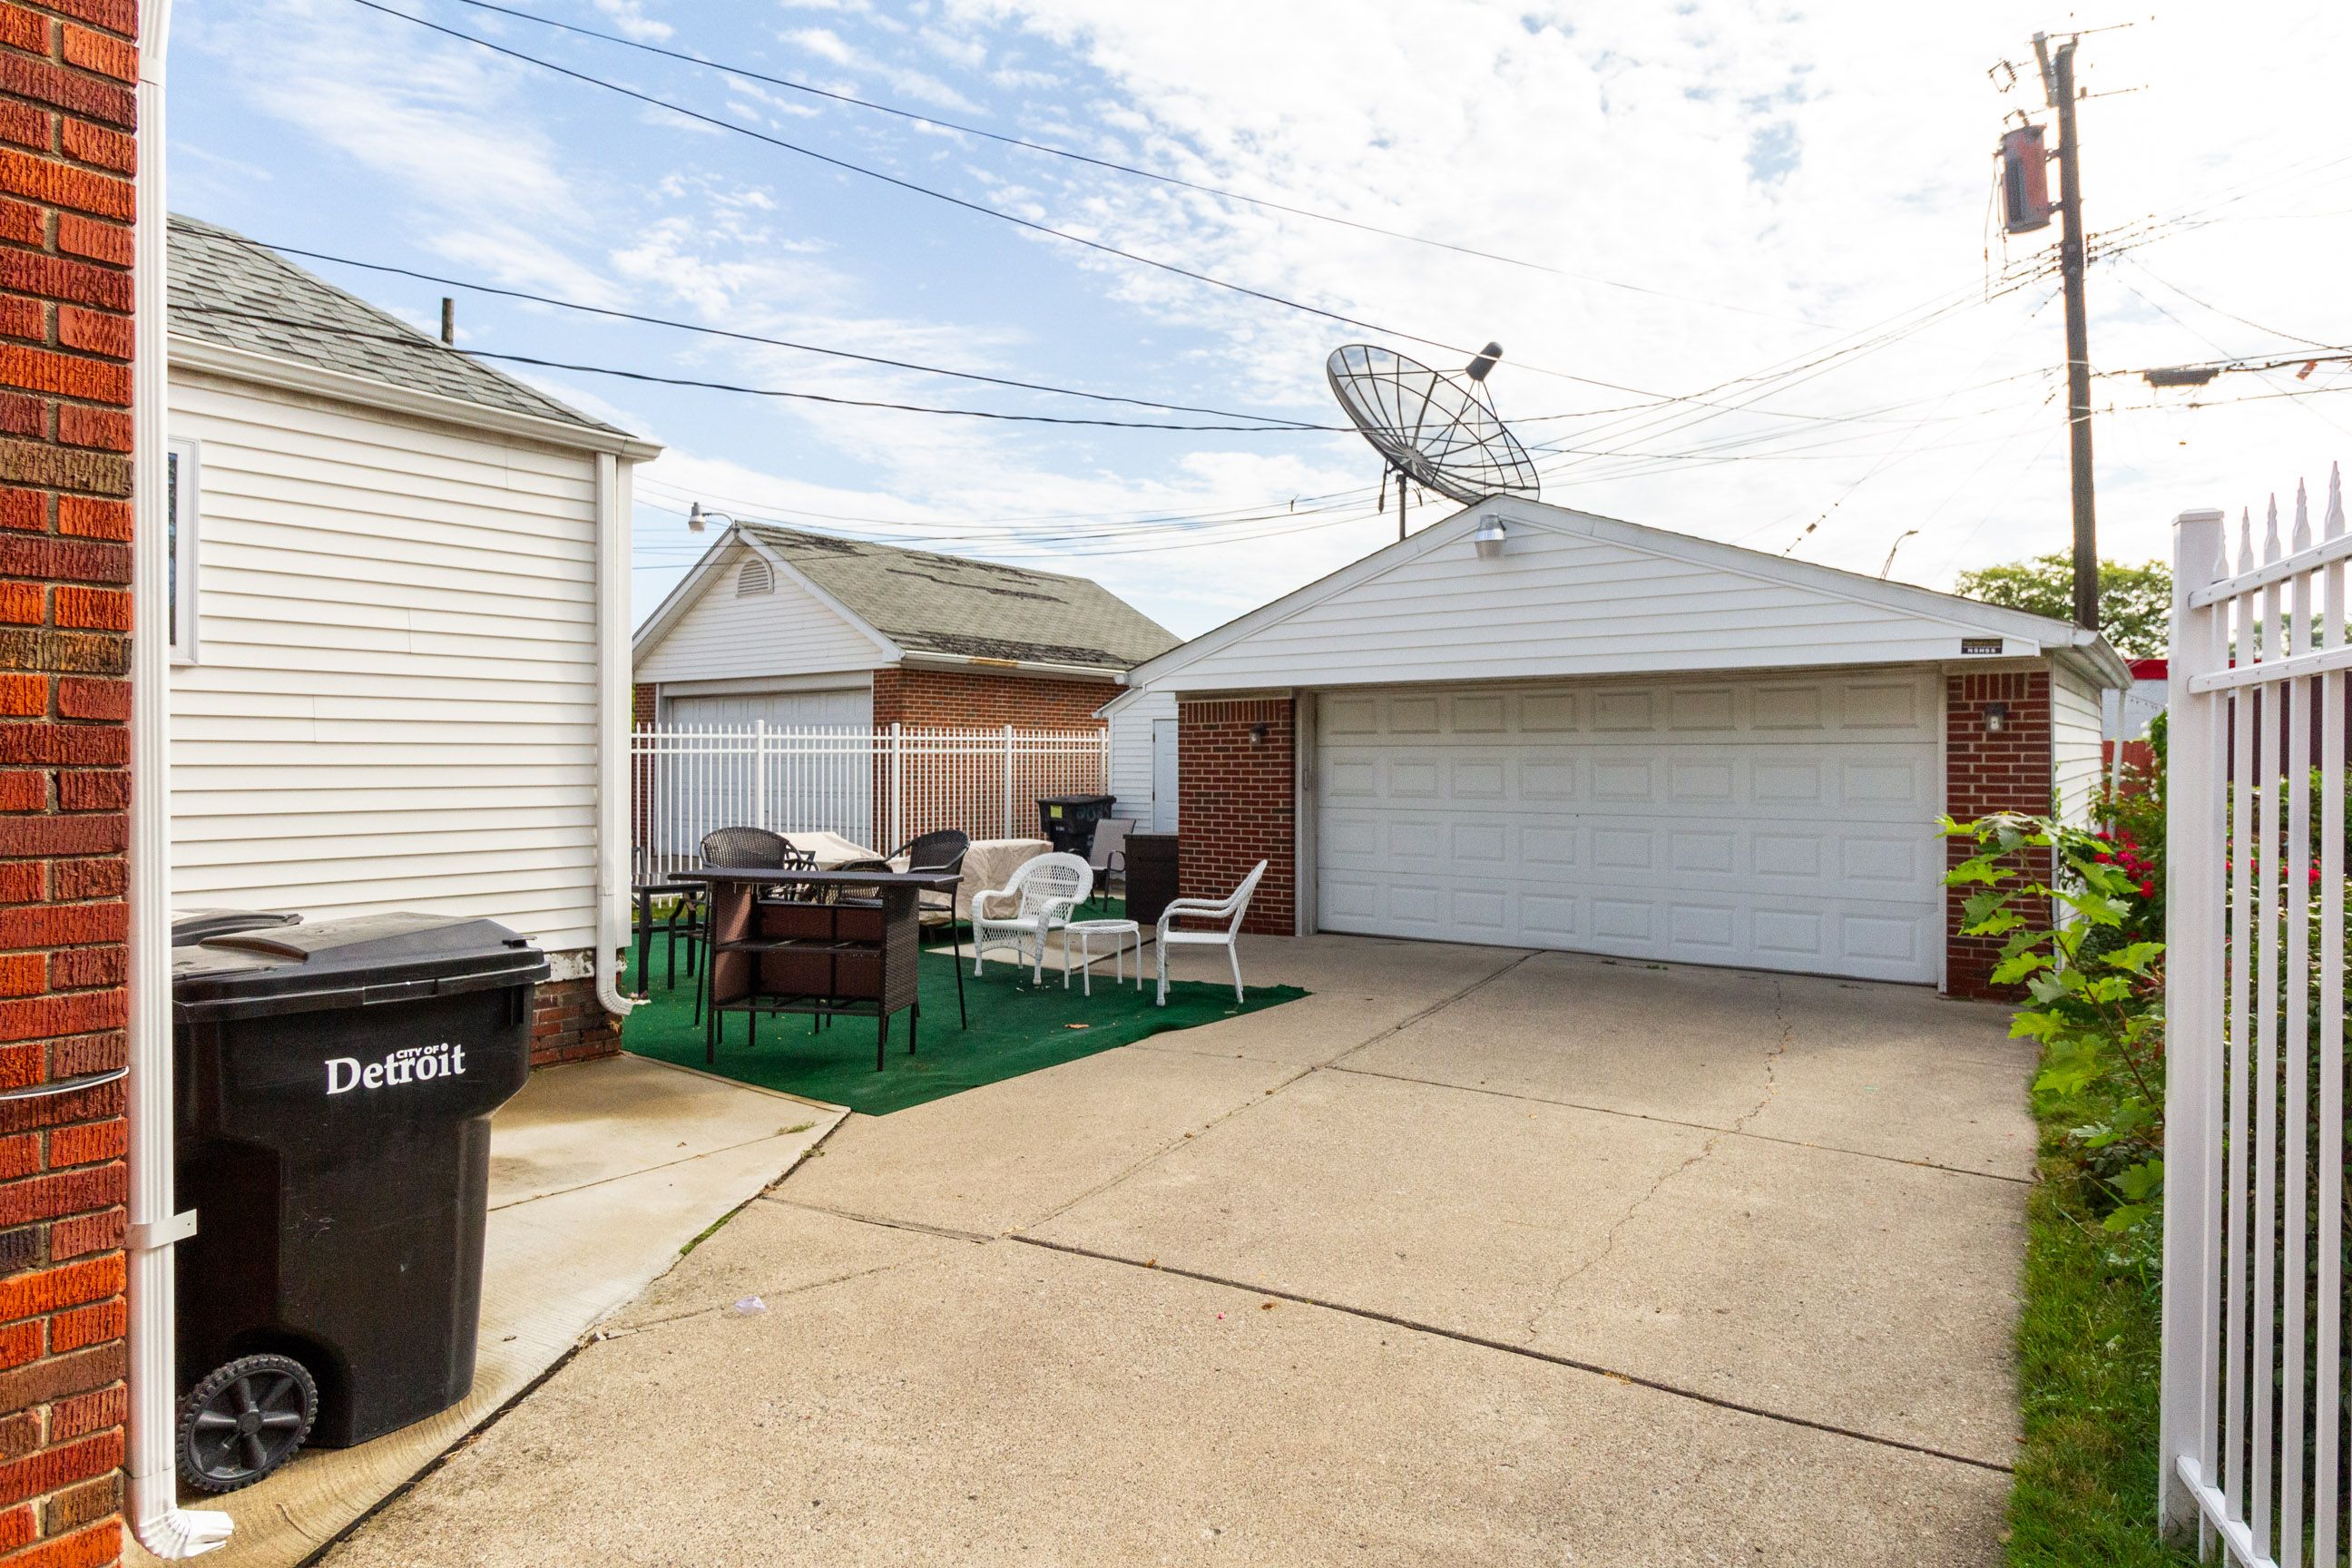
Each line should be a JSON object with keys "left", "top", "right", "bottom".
{"left": 166, "top": 214, "right": 622, "bottom": 434}
{"left": 740, "top": 523, "right": 1181, "bottom": 671}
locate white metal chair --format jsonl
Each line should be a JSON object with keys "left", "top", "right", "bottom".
{"left": 1155, "top": 859, "right": 1267, "bottom": 1006}
{"left": 971, "top": 852, "right": 1093, "bottom": 985}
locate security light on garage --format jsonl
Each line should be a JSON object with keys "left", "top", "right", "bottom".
{"left": 1472, "top": 516, "right": 1508, "bottom": 559}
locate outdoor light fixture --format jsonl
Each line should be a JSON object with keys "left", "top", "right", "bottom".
{"left": 686, "top": 501, "right": 736, "bottom": 534}
{"left": 1249, "top": 723, "right": 1269, "bottom": 745}
{"left": 1472, "top": 515, "right": 1508, "bottom": 560}
{"left": 1984, "top": 701, "right": 2010, "bottom": 734}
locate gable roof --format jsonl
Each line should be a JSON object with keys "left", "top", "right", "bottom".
{"left": 167, "top": 214, "right": 627, "bottom": 437}
{"left": 634, "top": 522, "right": 1181, "bottom": 676}
{"left": 1125, "top": 494, "right": 2131, "bottom": 694}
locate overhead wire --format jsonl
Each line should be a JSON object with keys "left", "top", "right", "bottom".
{"left": 342, "top": 0, "right": 1891, "bottom": 415}
{"left": 175, "top": 220, "right": 1337, "bottom": 429}
{"left": 425, "top": 0, "right": 1840, "bottom": 329}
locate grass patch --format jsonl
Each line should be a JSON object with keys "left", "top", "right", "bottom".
{"left": 2006, "top": 1084, "right": 2199, "bottom": 1568}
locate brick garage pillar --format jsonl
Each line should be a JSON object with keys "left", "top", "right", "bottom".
{"left": 1945, "top": 670, "right": 2053, "bottom": 1000}
{"left": 629, "top": 681, "right": 654, "bottom": 865}
{"left": 1175, "top": 698, "right": 1293, "bottom": 937}
{"left": 0, "top": 2, "right": 142, "bottom": 1563}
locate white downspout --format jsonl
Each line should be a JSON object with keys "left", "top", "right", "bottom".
{"left": 594, "top": 454, "right": 638, "bottom": 1018}
{"left": 128, "top": 0, "right": 231, "bottom": 1554}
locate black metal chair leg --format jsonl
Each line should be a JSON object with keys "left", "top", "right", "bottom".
{"left": 909, "top": 1001, "right": 918, "bottom": 1056}
{"left": 950, "top": 926, "right": 966, "bottom": 1029}
{"left": 875, "top": 1013, "right": 888, "bottom": 1073}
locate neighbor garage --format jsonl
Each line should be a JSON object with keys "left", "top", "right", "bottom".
{"left": 1120, "top": 497, "right": 2128, "bottom": 997}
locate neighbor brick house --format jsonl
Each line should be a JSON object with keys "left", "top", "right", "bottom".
{"left": 0, "top": 0, "right": 142, "bottom": 1562}
{"left": 1115, "top": 496, "right": 2125, "bottom": 999}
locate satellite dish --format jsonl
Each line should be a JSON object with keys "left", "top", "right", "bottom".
{"left": 1327, "top": 343, "right": 1540, "bottom": 540}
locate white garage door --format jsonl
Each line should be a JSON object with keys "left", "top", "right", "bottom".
{"left": 1315, "top": 674, "right": 1944, "bottom": 983}
{"left": 665, "top": 688, "right": 870, "bottom": 729}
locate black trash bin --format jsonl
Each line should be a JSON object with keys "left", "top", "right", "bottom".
{"left": 170, "top": 913, "right": 547, "bottom": 1493}
{"left": 1036, "top": 793, "right": 1117, "bottom": 858}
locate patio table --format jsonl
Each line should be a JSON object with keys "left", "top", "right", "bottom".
{"left": 677, "top": 867, "right": 968, "bottom": 1070}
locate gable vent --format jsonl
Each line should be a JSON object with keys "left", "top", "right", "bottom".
{"left": 735, "top": 557, "right": 774, "bottom": 597}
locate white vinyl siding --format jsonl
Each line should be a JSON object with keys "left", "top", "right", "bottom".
{"left": 633, "top": 541, "right": 884, "bottom": 684}
{"left": 167, "top": 371, "right": 606, "bottom": 955}
{"left": 1105, "top": 688, "right": 1177, "bottom": 828}
{"left": 1152, "top": 509, "right": 2060, "bottom": 695}
{"left": 2052, "top": 659, "right": 2105, "bottom": 827}
{"left": 1315, "top": 673, "right": 1946, "bottom": 984}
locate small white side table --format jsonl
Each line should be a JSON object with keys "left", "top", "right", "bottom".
{"left": 1063, "top": 918, "right": 1142, "bottom": 995}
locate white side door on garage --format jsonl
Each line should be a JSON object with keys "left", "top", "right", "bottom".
{"left": 1314, "top": 672, "right": 1944, "bottom": 983}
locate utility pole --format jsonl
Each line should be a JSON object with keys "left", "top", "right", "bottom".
{"left": 2034, "top": 31, "right": 2099, "bottom": 632}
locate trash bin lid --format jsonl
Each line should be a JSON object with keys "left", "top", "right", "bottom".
{"left": 174, "top": 912, "right": 551, "bottom": 1022}
{"left": 170, "top": 908, "right": 301, "bottom": 946}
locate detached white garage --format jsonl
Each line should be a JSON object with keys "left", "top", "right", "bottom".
{"left": 1121, "top": 496, "right": 2128, "bottom": 995}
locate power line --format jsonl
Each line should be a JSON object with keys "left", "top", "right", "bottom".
{"left": 170, "top": 304, "right": 1339, "bottom": 431}
{"left": 339, "top": 0, "right": 1850, "bottom": 413}
{"left": 175, "top": 220, "right": 1337, "bottom": 429}
{"left": 427, "top": 0, "right": 1838, "bottom": 329}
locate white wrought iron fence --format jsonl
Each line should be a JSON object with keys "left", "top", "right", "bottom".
{"left": 632, "top": 723, "right": 1111, "bottom": 877}
{"left": 2161, "top": 467, "right": 2351, "bottom": 1566}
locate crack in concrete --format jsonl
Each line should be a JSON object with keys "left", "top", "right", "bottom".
{"left": 1731, "top": 976, "right": 1792, "bottom": 1134}
{"left": 1521, "top": 980, "right": 1799, "bottom": 1346}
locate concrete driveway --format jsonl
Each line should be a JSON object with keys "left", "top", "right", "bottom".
{"left": 322, "top": 937, "right": 2035, "bottom": 1567}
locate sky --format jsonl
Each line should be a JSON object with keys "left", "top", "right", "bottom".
{"left": 166, "top": 0, "right": 2352, "bottom": 642}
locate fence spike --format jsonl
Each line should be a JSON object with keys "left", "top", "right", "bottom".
{"left": 2241, "top": 507, "right": 2256, "bottom": 573}
{"left": 2294, "top": 476, "right": 2313, "bottom": 552}
{"left": 2329, "top": 461, "right": 2347, "bottom": 541}
{"left": 2266, "top": 493, "right": 2283, "bottom": 563}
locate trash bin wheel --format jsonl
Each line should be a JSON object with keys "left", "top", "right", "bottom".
{"left": 178, "top": 1353, "right": 318, "bottom": 1493}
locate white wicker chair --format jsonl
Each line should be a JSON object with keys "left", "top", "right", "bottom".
{"left": 1155, "top": 860, "right": 1267, "bottom": 1006}
{"left": 971, "top": 852, "right": 1093, "bottom": 985}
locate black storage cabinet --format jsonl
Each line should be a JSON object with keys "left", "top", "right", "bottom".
{"left": 1036, "top": 793, "right": 1118, "bottom": 858}
{"left": 1123, "top": 833, "right": 1180, "bottom": 928}
{"left": 172, "top": 913, "right": 546, "bottom": 1452}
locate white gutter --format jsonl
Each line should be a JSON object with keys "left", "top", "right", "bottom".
{"left": 593, "top": 454, "right": 637, "bottom": 1018}
{"left": 897, "top": 650, "right": 1125, "bottom": 682}
{"left": 129, "top": 0, "right": 231, "bottom": 1554}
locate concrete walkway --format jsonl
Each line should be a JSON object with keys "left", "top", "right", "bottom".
{"left": 132, "top": 1056, "right": 842, "bottom": 1568}
{"left": 321, "top": 938, "right": 2034, "bottom": 1567}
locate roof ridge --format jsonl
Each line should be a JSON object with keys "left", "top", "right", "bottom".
{"left": 741, "top": 519, "right": 1097, "bottom": 586}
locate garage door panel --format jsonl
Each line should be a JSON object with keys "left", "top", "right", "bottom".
{"left": 1315, "top": 675, "right": 1941, "bottom": 984}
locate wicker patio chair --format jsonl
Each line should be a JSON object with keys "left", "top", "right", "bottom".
{"left": 971, "top": 851, "right": 1093, "bottom": 985}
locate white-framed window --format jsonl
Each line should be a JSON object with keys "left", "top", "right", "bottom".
{"left": 166, "top": 437, "right": 199, "bottom": 664}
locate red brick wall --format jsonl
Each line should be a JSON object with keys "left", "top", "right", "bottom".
{"left": 1945, "top": 670, "right": 2053, "bottom": 1000}
{"left": 870, "top": 667, "right": 1112, "bottom": 730}
{"left": 529, "top": 975, "right": 621, "bottom": 1070}
{"left": 0, "top": 3, "right": 138, "bottom": 1563}
{"left": 1175, "top": 698, "right": 1292, "bottom": 937}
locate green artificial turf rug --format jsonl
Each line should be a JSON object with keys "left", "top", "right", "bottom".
{"left": 621, "top": 931, "right": 1306, "bottom": 1116}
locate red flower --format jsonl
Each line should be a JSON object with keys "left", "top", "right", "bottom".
{"left": 2140, "top": 879, "right": 2155, "bottom": 897}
